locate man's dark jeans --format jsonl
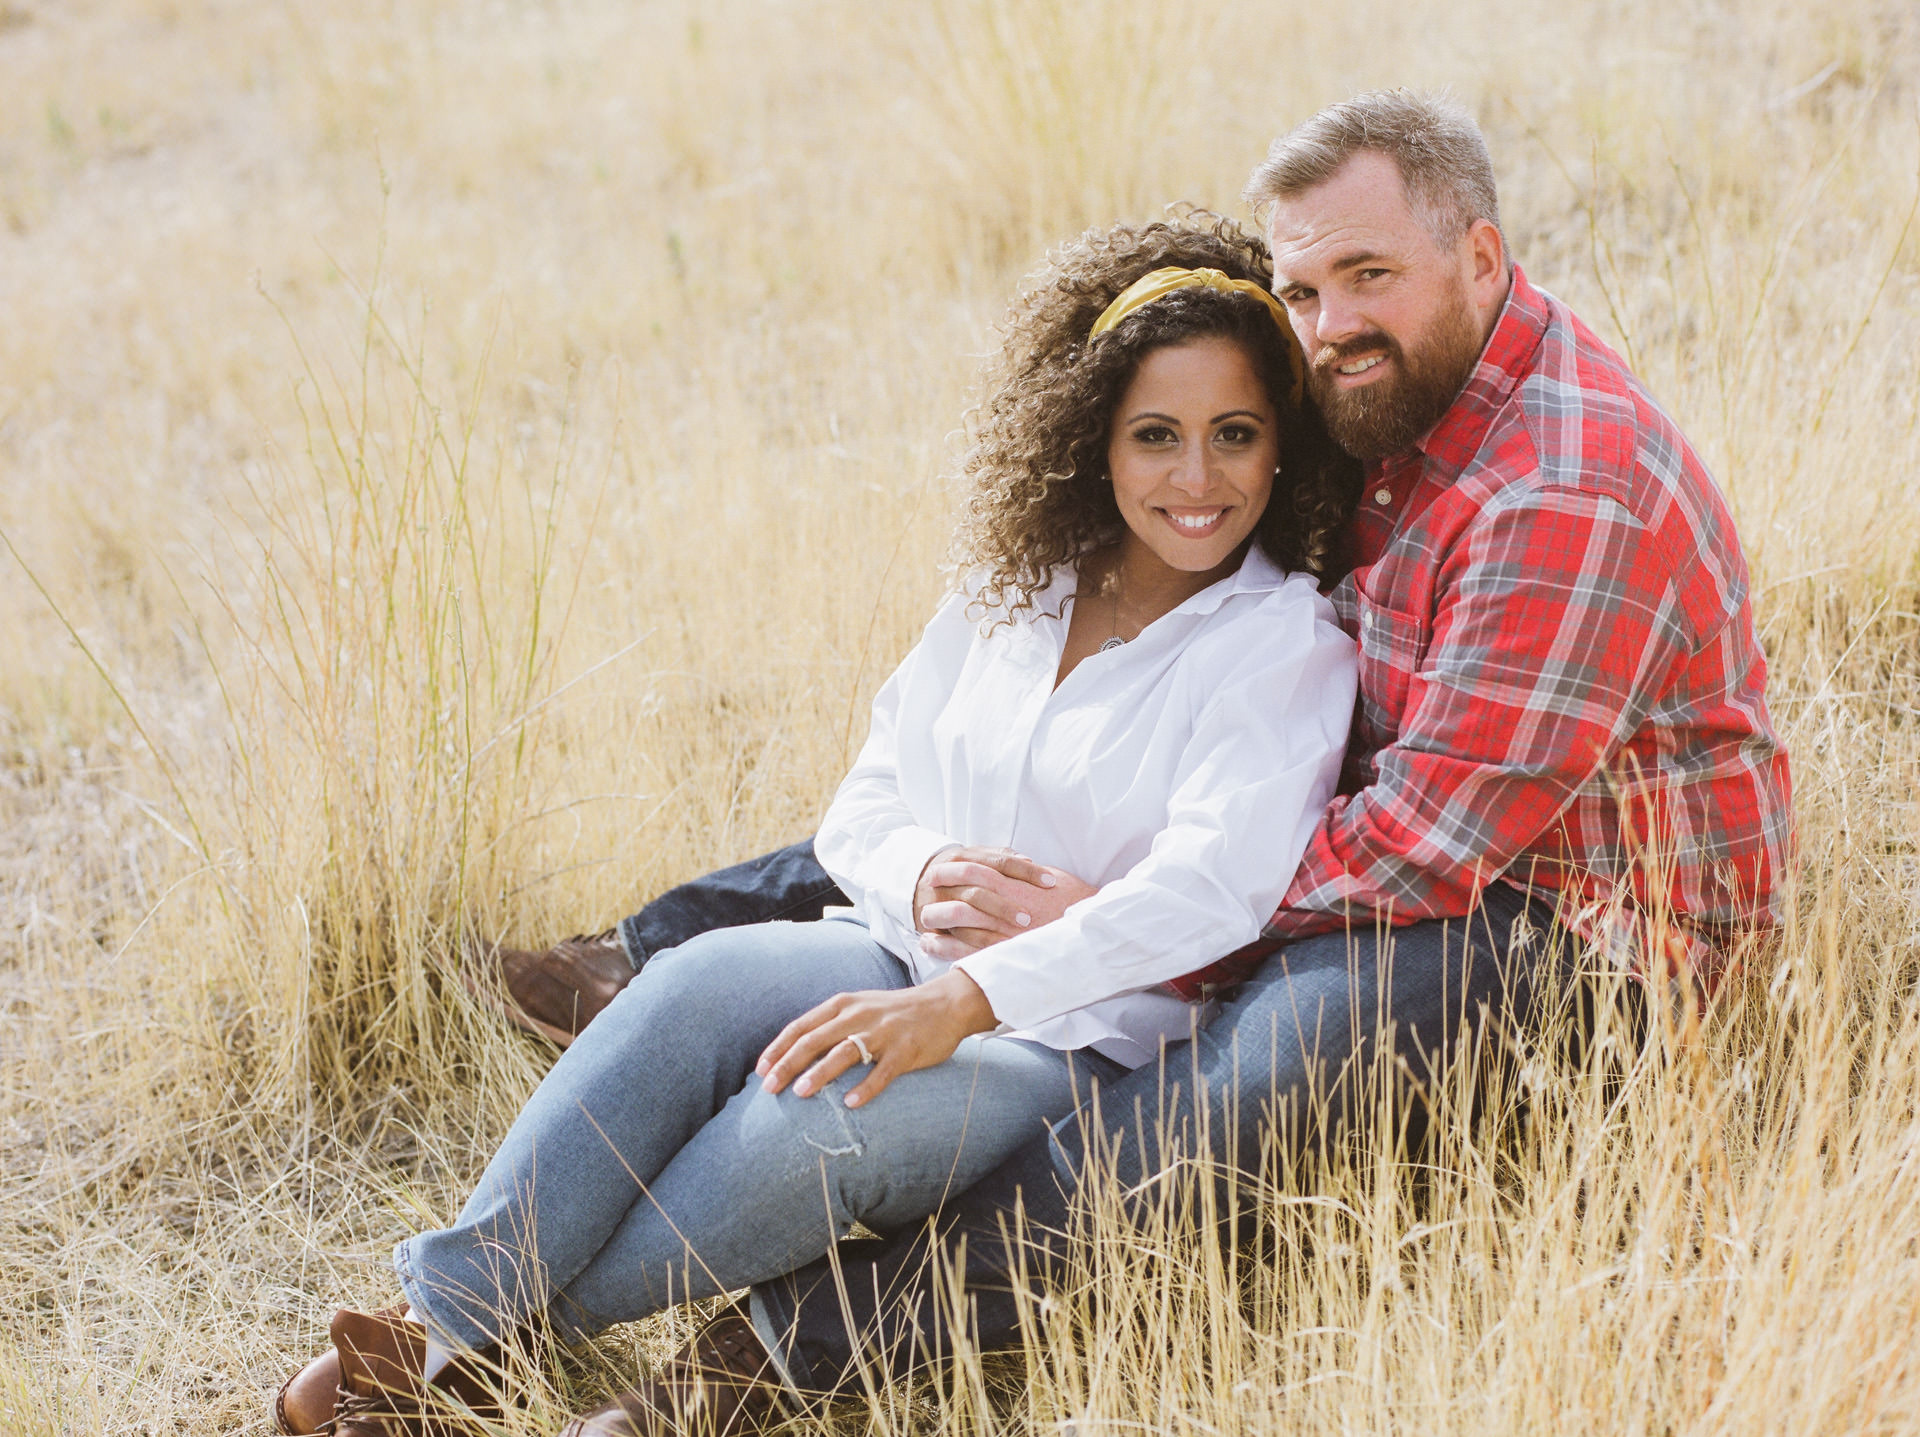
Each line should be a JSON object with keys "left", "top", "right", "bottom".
{"left": 617, "top": 838, "right": 847, "bottom": 967}
{"left": 614, "top": 838, "right": 1583, "bottom": 1398}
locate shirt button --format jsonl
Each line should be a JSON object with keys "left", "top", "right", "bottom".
{"left": 1373, "top": 487, "right": 1393, "bottom": 506}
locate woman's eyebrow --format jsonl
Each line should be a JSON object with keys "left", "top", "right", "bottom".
{"left": 1122, "top": 408, "right": 1269, "bottom": 425}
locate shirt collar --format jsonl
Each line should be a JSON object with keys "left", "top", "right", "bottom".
{"left": 1043, "top": 544, "right": 1292, "bottom": 624}
{"left": 1398, "top": 264, "right": 1551, "bottom": 471}
{"left": 1136, "top": 541, "right": 1290, "bottom": 618}
{"left": 1165, "top": 544, "right": 1291, "bottom": 618}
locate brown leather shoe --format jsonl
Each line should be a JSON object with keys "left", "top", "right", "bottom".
{"left": 328, "top": 1307, "right": 503, "bottom": 1436}
{"left": 465, "top": 927, "right": 636, "bottom": 1047}
{"left": 559, "top": 1307, "right": 784, "bottom": 1437}
{"left": 273, "top": 1341, "right": 342, "bottom": 1434}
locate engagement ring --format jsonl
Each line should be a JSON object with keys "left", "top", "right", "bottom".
{"left": 847, "top": 1033, "right": 875, "bottom": 1065}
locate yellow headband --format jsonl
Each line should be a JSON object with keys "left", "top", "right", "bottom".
{"left": 1088, "top": 266, "right": 1305, "bottom": 406}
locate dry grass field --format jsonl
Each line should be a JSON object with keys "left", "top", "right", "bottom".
{"left": 2, "top": 0, "right": 1918, "bottom": 1432}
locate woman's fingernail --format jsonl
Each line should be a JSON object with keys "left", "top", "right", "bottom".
{"left": 1041, "top": 875, "right": 1057, "bottom": 887}
{"left": 1016, "top": 912, "right": 1031, "bottom": 927}
{"left": 844, "top": 1092, "right": 863, "bottom": 1108}
{"left": 794, "top": 1079, "right": 812, "bottom": 1097}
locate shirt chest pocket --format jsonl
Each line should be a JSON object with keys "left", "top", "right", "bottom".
{"left": 1355, "top": 589, "right": 1428, "bottom": 746}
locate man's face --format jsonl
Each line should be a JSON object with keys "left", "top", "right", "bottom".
{"left": 1266, "top": 151, "right": 1507, "bottom": 460}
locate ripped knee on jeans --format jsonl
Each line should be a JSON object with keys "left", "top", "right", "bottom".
{"left": 776, "top": 1077, "right": 869, "bottom": 1161}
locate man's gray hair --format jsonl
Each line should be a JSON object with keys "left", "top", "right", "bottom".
{"left": 1244, "top": 89, "right": 1501, "bottom": 243}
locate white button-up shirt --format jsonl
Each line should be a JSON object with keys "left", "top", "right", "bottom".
{"left": 815, "top": 547, "right": 1357, "bottom": 1068}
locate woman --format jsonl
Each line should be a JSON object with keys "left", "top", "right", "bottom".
{"left": 275, "top": 213, "right": 1358, "bottom": 1437}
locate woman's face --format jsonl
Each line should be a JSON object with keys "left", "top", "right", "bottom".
{"left": 1104, "top": 336, "right": 1280, "bottom": 580}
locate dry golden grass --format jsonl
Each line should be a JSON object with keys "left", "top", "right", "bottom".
{"left": 1, "top": 0, "right": 1917, "bottom": 1431}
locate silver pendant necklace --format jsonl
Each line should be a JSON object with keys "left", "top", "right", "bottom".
{"left": 1101, "top": 573, "right": 1129, "bottom": 652}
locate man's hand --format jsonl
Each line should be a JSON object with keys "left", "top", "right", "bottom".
{"left": 912, "top": 845, "right": 1099, "bottom": 960}
{"left": 755, "top": 969, "right": 998, "bottom": 1108}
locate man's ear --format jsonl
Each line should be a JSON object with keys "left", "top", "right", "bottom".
{"left": 1465, "top": 218, "right": 1509, "bottom": 313}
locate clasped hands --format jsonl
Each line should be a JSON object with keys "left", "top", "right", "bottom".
{"left": 756, "top": 844, "right": 1096, "bottom": 1110}
{"left": 910, "top": 843, "right": 1098, "bottom": 960}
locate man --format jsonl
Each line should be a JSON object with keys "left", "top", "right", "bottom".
{"left": 486, "top": 91, "right": 1791, "bottom": 1435}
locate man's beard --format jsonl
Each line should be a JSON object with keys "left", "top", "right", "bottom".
{"left": 1308, "top": 289, "right": 1486, "bottom": 461}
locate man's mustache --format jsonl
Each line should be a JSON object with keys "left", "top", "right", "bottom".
{"left": 1311, "top": 333, "right": 1401, "bottom": 373}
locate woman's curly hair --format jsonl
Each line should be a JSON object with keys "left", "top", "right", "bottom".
{"left": 954, "top": 210, "right": 1358, "bottom": 619}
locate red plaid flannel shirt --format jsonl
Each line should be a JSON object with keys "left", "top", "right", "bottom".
{"left": 1168, "top": 267, "right": 1792, "bottom": 997}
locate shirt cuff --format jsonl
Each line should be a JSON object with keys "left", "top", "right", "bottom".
{"left": 861, "top": 825, "right": 958, "bottom": 936}
{"left": 951, "top": 930, "right": 1074, "bottom": 1031}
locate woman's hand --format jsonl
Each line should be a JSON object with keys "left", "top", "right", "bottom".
{"left": 755, "top": 969, "right": 998, "bottom": 1109}
{"left": 913, "top": 845, "right": 1100, "bottom": 960}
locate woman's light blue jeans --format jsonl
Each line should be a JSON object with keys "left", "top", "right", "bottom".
{"left": 394, "top": 917, "right": 1121, "bottom": 1350}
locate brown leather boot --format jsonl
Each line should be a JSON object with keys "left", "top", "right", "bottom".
{"left": 464, "top": 928, "right": 636, "bottom": 1047}
{"left": 559, "top": 1307, "right": 785, "bottom": 1437}
{"left": 327, "top": 1307, "right": 505, "bottom": 1436}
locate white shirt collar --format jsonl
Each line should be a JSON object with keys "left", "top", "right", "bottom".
{"left": 984, "top": 544, "right": 1296, "bottom": 629}
{"left": 1175, "top": 544, "right": 1291, "bottom": 617}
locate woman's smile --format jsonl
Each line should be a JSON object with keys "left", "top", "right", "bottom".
{"left": 1156, "top": 505, "right": 1234, "bottom": 537}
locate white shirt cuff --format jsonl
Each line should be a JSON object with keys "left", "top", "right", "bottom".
{"left": 862, "top": 825, "right": 958, "bottom": 936}
{"left": 952, "top": 929, "right": 1083, "bottom": 1031}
